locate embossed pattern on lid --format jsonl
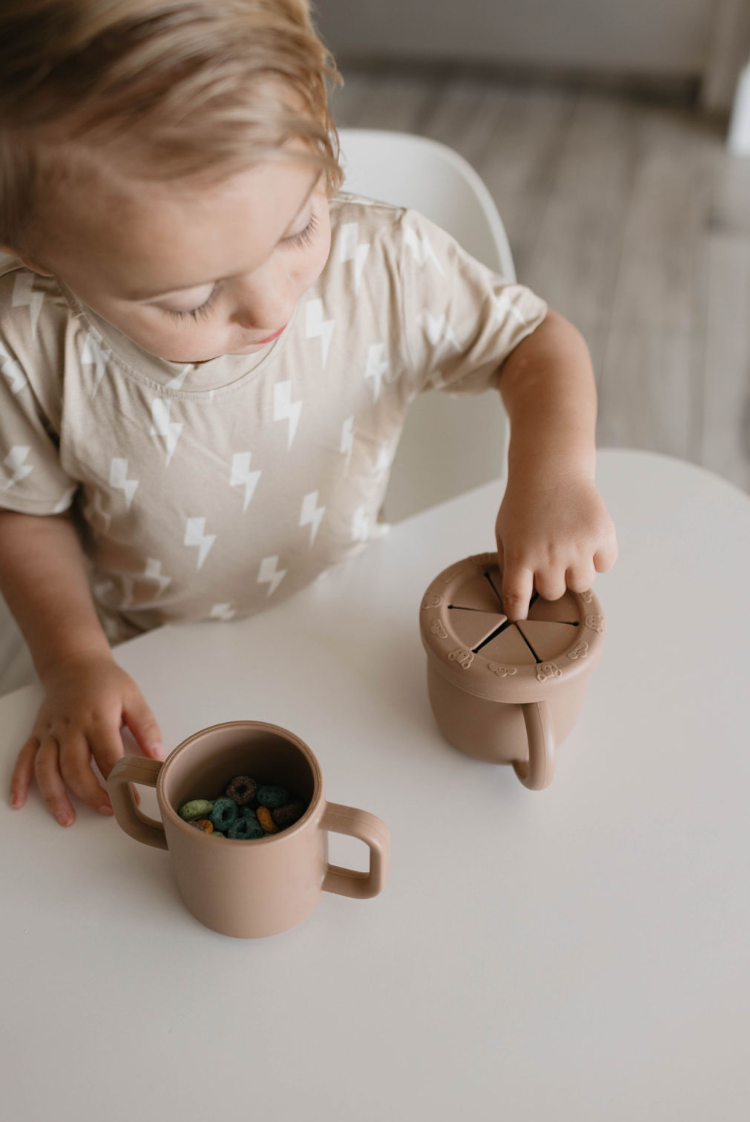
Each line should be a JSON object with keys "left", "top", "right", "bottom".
{"left": 420, "top": 553, "right": 605, "bottom": 703}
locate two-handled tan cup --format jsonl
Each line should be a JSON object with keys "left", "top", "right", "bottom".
{"left": 420, "top": 553, "right": 605, "bottom": 791}
{"left": 107, "top": 721, "right": 390, "bottom": 939}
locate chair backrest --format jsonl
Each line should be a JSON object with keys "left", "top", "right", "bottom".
{"left": 337, "top": 129, "right": 516, "bottom": 281}
{"left": 337, "top": 128, "right": 515, "bottom": 523}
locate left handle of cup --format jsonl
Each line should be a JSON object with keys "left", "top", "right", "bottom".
{"left": 107, "top": 757, "right": 168, "bottom": 850}
{"left": 320, "top": 802, "right": 391, "bottom": 900}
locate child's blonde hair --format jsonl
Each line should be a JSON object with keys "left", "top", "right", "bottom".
{"left": 0, "top": 0, "right": 344, "bottom": 253}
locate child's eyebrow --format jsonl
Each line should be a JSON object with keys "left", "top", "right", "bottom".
{"left": 127, "top": 181, "right": 317, "bottom": 301}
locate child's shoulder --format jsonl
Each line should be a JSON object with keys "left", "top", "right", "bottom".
{"left": 0, "top": 256, "right": 73, "bottom": 404}
{"left": 327, "top": 191, "right": 452, "bottom": 276}
{"left": 0, "top": 255, "right": 71, "bottom": 342}
{"left": 328, "top": 190, "right": 439, "bottom": 241}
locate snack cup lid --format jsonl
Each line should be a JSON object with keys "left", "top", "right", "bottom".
{"left": 419, "top": 552, "right": 605, "bottom": 703}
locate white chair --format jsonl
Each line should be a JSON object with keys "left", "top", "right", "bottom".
{"left": 337, "top": 128, "right": 517, "bottom": 523}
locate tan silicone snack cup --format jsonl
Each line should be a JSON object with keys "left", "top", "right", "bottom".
{"left": 419, "top": 553, "right": 605, "bottom": 790}
{"left": 107, "top": 720, "right": 391, "bottom": 939}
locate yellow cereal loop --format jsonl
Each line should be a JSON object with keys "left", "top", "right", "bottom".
{"left": 257, "top": 806, "right": 279, "bottom": 834}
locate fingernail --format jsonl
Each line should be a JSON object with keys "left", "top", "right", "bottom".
{"left": 58, "top": 813, "right": 73, "bottom": 826}
{"left": 10, "top": 795, "right": 20, "bottom": 809}
{"left": 151, "top": 744, "right": 164, "bottom": 759}
{"left": 99, "top": 803, "right": 114, "bottom": 815}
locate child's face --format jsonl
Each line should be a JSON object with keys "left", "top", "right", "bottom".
{"left": 23, "top": 148, "right": 332, "bottom": 364}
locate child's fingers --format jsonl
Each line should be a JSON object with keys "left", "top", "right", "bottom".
{"left": 122, "top": 695, "right": 163, "bottom": 760}
{"left": 500, "top": 565, "right": 534, "bottom": 622}
{"left": 565, "top": 562, "right": 597, "bottom": 595}
{"left": 495, "top": 539, "right": 505, "bottom": 576}
{"left": 34, "top": 736, "right": 77, "bottom": 826}
{"left": 58, "top": 730, "right": 113, "bottom": 815}
{"left": 594, "top": 539, "right": 618, "bottom": 573}
{"left": 533, "top": 567, "right": 568, "bottom": 603}
{"left": 88, "top": 719, "right": 143, "bottom": 807}
{"left": 9, "top": 737, "right": 39, "bottom": 809}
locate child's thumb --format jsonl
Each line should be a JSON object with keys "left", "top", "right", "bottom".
{"left": 122, "top": 695, "right": 164, "bottom": 760}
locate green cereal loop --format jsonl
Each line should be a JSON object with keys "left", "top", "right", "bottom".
{"left": 178, "top": 799, "right": 214, "bottom": 821}
{"left": 212, "top": 831, "right": 226, "bottom": 838}
{"left": 242, "top": 807, "right": 258, "bottom": 820}
{"left": 210, "top": 797, "right": 238, "bottom": 832}
{"left": 228, "top": 816, "right": 264, "bottom": 839}
{"left": 256, "top": 785, "right": 289, "bottom": 809}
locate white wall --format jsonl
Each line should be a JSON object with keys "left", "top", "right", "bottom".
{"left": 313, "top": 0, "right": 717, "bottom": 77}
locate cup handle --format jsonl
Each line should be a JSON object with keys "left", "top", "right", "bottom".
{"left": 513, "top": 700, "right": 556, "bottom": 791}
{"left": 319, "top": 801, "right": 391, "bottom": 900}
{"left": 107, "top": 757, "right": 168, "bottom": 850}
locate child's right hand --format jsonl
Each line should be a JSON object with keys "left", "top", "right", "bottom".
{"left": 8, "top": 652, "right": 163, "bottom": 827}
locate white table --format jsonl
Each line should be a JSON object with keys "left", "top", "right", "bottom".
{"left": 2, "top": 448, "right": 749, "bottom": 1121}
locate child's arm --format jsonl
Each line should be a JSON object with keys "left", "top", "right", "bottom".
{"left": 0, "top": 510, "right": 163, "bottom": 826}
{"left": 495, "top": 308, "right": 618, "bottom": 620}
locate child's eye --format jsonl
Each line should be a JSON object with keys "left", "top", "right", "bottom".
{"left": 284, "top": 211, "right": 318, "bottom": 249}
{"left": 160, "top": 211, "right": 318, "bottom": 324}
{"left": 163, "top": 288, "right": 217, "bottom": 322}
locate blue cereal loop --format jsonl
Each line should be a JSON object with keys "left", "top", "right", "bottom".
{"left": 210, "top": 797, "right": 238, "bottom": 832}
{"left": 228, "top": 816, "right": 265, "bottom": 839}
{"left": 256, "top": 785, "right": 289, "bottom": 809}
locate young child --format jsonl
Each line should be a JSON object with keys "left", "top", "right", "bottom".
{"left": 0, "top": 0, "right": 617, "bottom": 827}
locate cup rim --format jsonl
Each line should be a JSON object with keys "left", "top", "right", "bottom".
{"left": 157, "top": 720, "right": 322, "bottom": 845}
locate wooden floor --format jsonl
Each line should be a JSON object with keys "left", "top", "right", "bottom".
{"left": 330, "top": 68, "right": 750, "bottom": 495}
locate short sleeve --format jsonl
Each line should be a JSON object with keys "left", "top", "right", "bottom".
{"left": 0, "top": 268, "right": 77, "bottom": 515}
{"left": 396, "top": 209, "right": 548, "bottom": 396}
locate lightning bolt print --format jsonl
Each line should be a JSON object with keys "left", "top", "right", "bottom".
{"left": 373, "top": 441, "right": 396, "bottom": 479}
{"left": 417, "top": 310, "right": 461, "bottom": 351}
{"left": 52, "top": 486, "right": 77, "bottom": 514}
{"left": 273, "top": 381, "right": 302, "bottom": 450}
{"left": 340, "top": 416, "right": 354, "bottom": 473}
{"left": 109, "top": 458, "right": 139, "bottom": 508}
{"left": 184, "top": 517, "right": 216, "bottom": 569}
{"left": 299, "top": 491, "right": 326, "bottom": 546}
{"left": 2, "top": 446, "right": 33, "bottom": 490}
{"left": 339, "top": 222, "right": 370, "bottom": 292}
{"left": 12, "top": 273, "right": 44, "bottom": 339}
{"left": 144, "top": 558, "right": 171, "bottom": 598}
{"left": 0, "top": 342, "right": 27, "bottom": 395}
{"left": 210, "top": 603, "right": 236, "bottom": 621}
{"left": 230, "top": 452, "right": 261, "bottom": 512}
{"left": 81, "top": 331, "right": 110, "bottom": 397}
{"left": 404, "top": 225, "right": 444, "bottom": 274}
{"left": 151, "top": 398, "right": 183, "bottom": 465}
{"left": 352, "top": 505, "right": 369, "bottom": 543}
{"left": 166, "top": 366, "right": 191, "bottom": 390}
{"left": 494, "top": 291, "right": 529, "bottom": 326}
{"left": 257, "top": 556, "right": 286, "bottom": 598}
{"left": 364, "top": 342, "right": 390, "bottom": 402}
{"left": 305, "top": 298, "right": 335, "bottom": 368}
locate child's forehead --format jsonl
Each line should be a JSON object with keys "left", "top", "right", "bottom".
{"left": 39, "top": 153, "right": 320, "bottom": 296}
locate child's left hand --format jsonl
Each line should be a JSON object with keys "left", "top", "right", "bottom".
{"left": 494, "top": 470, "right": 618, "bottom": 621}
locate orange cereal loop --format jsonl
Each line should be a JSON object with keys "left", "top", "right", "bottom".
{"left": 192, "top": 818, "right": 214, "bottom": 834}
{"left": 257, "top": 806, "right": 278, "bottom": 834}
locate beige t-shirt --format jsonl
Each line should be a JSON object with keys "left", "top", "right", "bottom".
{"left": 0, "top": 193, "right": 547, "bottom": 642}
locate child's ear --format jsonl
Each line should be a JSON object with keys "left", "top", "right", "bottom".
{"left": 0, "top": 244, "right": 53, "bottom": 276}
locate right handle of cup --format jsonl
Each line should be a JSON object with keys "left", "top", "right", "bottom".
{"left": 513, "top": 700, "right": 556, "bottom": 791}
{"left": 320, "top": 802, "right": 391, "bottom": 900}
{"left": 107, "top": 756, "right": 168, "bottom": 849}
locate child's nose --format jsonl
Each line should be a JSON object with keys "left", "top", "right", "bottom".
{"left": 230, "top": 270, "right": 297, "bottom": 333}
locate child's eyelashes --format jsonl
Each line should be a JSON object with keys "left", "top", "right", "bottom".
{"left": 163, "top": 289, "right": 218, "bottom": 322}
{"left": 161, "top": 211, "right": 319, "bottom": 323}
{"left": 284, "top": 210, "right": 318, "bottom": 250}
